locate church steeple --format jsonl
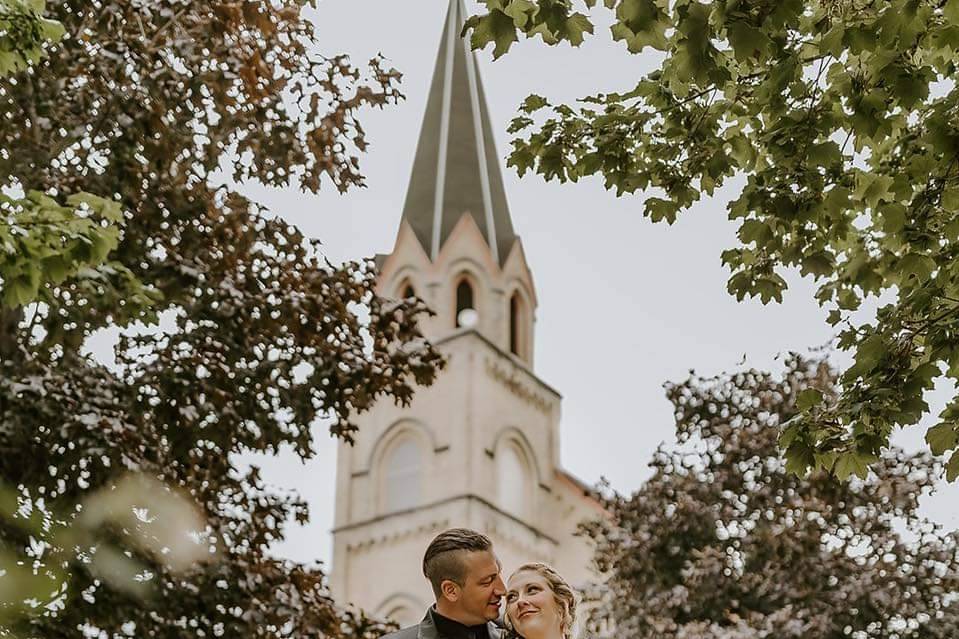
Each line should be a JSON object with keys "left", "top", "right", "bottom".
{"left": 331, "top": 7, "right": 600, "bottom": 621}
{"left": 376, "top": 0, "right": 537, "bottom": 360}
{"left": 401, "top": 0, "right": 516, "bottom": 265}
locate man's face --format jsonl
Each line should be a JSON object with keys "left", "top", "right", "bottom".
{"left": 448, "top": 550, "right": 505, "bottom": 624}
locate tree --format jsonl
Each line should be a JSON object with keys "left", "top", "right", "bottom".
{"left": 0, "top": 1, "right": 444, "bottom": 635}
{"left": 582, "top": 356, "right": 959, "bottom": 639}
{"left": 465, "top": 0, "right": 959, "bottom": 481}
{"left": 0, "top": 0, "right": 64, "bottom": 73}
{"left": 1, "top": 1, "right": 138, "bottom": 317}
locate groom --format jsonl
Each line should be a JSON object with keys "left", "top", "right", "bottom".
{"left": 381, "top": 528, "right": 506, "bottom": 639}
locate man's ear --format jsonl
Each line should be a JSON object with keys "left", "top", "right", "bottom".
{"left": 440, "top": 579, "right": 460, "bottom": 603}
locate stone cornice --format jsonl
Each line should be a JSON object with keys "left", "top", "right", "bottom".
{"left": 332, "top": 493, "right": 559, "bottom": 546}
{"left": 434, "top": 329, "right": 561, "bottom": 399}
{"left": 484, "top": 357, "right": 552, "bottom": 415}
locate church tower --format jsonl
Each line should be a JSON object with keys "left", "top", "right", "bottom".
{"left": 330, "top": 1, "right": 602, "bottom": 625}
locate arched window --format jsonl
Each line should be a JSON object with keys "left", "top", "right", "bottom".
{"left": 497, "top": 444, "right": 529, "bottom": 518}
{"left": 509, "top": 292, "right": 523, "bottom": 358}
{"left": 383, "top": 437, "right": 422, "bottom": 512}
{"left": 455, "top": 279, "right": 475, "bottom": 327}
{"left": 384, "top": 606, "right": 417, "bottom": 628}
{"left": 395, "top": 276, "right": 416, "bottom": 300}
{"left": 379, "top": 594, "right": 423, "bottom": 628}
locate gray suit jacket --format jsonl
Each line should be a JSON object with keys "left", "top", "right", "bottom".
{"left": 381, "top": 609, "right": 504, "bottom": 639}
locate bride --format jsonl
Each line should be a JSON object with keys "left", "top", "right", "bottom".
{"left": 503, "top": 563, "right": 578, "bottom": 639}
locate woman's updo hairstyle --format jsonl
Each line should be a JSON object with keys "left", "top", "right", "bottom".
{"left": 505, "top": 562, "right": 578, "bottom": 639}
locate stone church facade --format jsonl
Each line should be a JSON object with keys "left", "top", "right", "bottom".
{"left": 330, "top": 0, "right": 604, "bottom": 626}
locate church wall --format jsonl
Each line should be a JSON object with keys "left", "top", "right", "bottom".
{"left": 333, "top": 498, "right": 465, "bottom": 620}
{"left": 331, "top": 316, "right": 603, "bottom": 626}
{"left": 335, "top": 328, "right": 560, "bottom": 526}
{"left": 331, "top": 330, "right": 603, "bottom": 618}
{"left": 547, "top": 474, "right": 606, "bottom": 589}
{"left": 482, "top": 508, "right": 555, "bottom": 576}
{"left": 336, "top": 346, "right": 474, "bottom": 526}
{"left": 449, "top": 334, "right": 560, "bottom": 512}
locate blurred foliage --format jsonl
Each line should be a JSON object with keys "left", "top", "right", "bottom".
{"left": 0, "top": 475, "right": 206, "bottom": 627}
{"left": 467, "top": 0, "right": 959, "bottom": 480}
{"left": 582, "top": 355, "right": 959, "bottom": 638}
{"left": 0, "top": 0, "right": 443, "bottom": 636}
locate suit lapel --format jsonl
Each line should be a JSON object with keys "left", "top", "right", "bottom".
{"left": 417, "top": 610, "right": 439, "bottom": 639}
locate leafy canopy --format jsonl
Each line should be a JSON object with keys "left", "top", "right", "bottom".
{"left": 583, "top": 356, "right": 959, "bottom": 638}
{"left": 467, "top": 0, "right": 959, "bottom": 481}
{"left": 0, "top": 0, "right": 443, "bottom": 636}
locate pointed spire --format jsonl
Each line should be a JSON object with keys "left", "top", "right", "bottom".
{"left": 401, "top": 0, "right": 516, "bottom": 265}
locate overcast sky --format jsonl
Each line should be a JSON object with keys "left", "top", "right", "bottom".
{"left": 226, "top": 0, "right": 959, "bottom": 569}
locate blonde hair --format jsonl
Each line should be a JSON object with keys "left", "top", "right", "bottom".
{"left": 505, "top": 563, "right": 578, "bottom": 639}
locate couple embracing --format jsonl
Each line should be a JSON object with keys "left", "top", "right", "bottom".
{"left": 382, "top": 528, "right": 576, "bottom": 639}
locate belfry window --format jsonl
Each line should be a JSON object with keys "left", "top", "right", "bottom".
{"left": 455, "top": 279, "right": 475, "bottom": 327}
{"left": 401, "top": 282, "right": 415, "bottom": 299}
{"left": 509, "top": 292, "right": 523, "bottom": 357}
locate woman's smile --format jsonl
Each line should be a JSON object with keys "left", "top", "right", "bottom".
{"left": 507, "top": 569, "right": 565, "bottom": 639}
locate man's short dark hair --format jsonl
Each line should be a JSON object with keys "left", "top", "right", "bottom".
{"left": 422, "top": 528, "right": 493, "bottom": 598}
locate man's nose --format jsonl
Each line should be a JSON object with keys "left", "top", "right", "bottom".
{"left": 493, "top": 576, "right": 506, "bottom": 595}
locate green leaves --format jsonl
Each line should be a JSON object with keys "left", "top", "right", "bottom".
{"left": 466, "top": 0, "right": 595, "bottom": 59}
{"left": 519, "top": 93, "right": 550, "bottom": 113}
{"left": 644, "top": 196, "right": 680, "bottom": 223}
{"left": 0, "top": 0, "right": 66, "bottom": 75}
{"left": 0, "top": 191, "right": 138, "bottom": 308}
{"left": 727, "top": 21, "right": 772, "bottom": 62}
{"left": 947, "top": 451, "right": 959, "bottom": 482}
{"left": 801, "top": 252, "right": 834, "bottom": 278}
{"left": 564, "top": 11, "right": 594, "bottom": 46}
{"left": 926, "top": 423, "right": 958, "bottom": 456}
{"left": 833, "top": 450, "right": 878, "bottom": 481}
{"left": 738, "top": 219, "right": 774, "bottom": 246}
{"left": 926, "top": 401, "right": 959, "bottom": 478}
{"left": 784, "top": 440, "right": 815, "bottom": 476}
{"left": 611, "top": 0, "right": 669, "bottom": 52}
{"left": 466, "top": 5, "right": 520, "bottom": 58}
{"left": 897, "top": 253, "right": 937, "bottom": 285}
{"left": 0, "top": 474, "right": 207, "bottom": 626}
{"left": 854, "top": 171, "right": 895, "bottom": 211}
{"left": 796, "top": 388, "right": 824, "bottom": 411}
{"left": 946, "top": 0, "right": 959, "bottom": 24}
{"left": 725, "top": 264, "right": 787, "bottom": 304}
{"left": 846, "top": 334, "right": 888, "bottom": 379}
{"left": 465, "top": 0, "right": 959, "bottom": 480}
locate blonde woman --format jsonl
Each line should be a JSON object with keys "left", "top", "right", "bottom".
{"left": 503, "top": 563, "right": 578, "bottom": 639}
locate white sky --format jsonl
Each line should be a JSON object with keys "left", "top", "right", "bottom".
{"left": 215, "top": 0, "right": 958, "bottom": 569}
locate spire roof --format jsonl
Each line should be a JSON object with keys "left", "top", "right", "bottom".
{"left": 401, "top": 0, "right": 516, "bottom": 265}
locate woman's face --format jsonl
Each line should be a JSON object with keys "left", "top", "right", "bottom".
{"left": 505, "top": 570, "right": 563, "bottom": 639}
